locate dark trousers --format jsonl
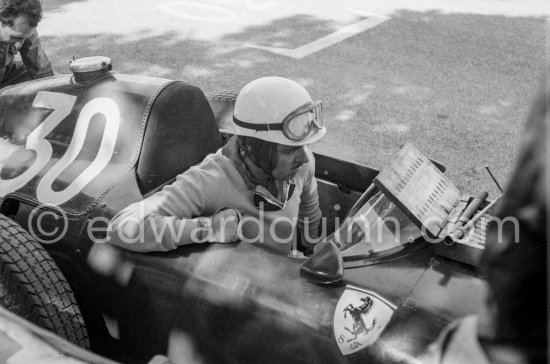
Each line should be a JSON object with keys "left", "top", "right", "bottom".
{"left": 0, "top": 62, "right": 32, "bottom": 89}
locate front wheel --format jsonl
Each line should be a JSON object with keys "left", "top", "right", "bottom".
{"left": 0, "top": 213, "right": 90, "bottom": 349}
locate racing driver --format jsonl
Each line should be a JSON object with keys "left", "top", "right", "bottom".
{"left": 107, "top": 76, "right": 326, "bottom": 255}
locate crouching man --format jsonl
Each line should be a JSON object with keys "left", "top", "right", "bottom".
{"left": 0, "top": 0, "right": 53, "bottom": 88}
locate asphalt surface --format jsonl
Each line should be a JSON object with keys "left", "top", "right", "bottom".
{"left": 39, "top": 0, "right": 548, "bottom": 196}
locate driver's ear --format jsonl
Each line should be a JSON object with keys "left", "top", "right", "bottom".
{"left": 237, "top": 137, "right": 248, "bottom": 159}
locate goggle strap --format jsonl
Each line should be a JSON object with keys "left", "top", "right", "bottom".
{"left": 233, "top": 116, "right": 284, "bottom": 132}
{"left": 233, "top": 100, "right": 322, "bottom": 132}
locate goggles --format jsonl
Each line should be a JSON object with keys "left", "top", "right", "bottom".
{"left": 253, "top": 180, "right": 296, "bottom": 211}
{"left": 233, "top": 100, "right": 324, "bottom": 141}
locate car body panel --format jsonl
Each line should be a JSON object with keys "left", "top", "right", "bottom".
{"left": 105, "top": 240, "right": 466, "bottom": 363}
{"left": 409, "top": 257, "right": 487, "bottom": 322}
{"left": 0, "top": 74, "right": 172, "bottom": 215}
{"left": 343, "top": 244, "right": 433, "bottom": 303}
{"left": 0, "top": 74, "right": 222, "bottom": 216}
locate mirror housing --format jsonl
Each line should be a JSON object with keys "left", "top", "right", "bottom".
{"left": 300, "top": 241, "right": 344, "bottom": 284}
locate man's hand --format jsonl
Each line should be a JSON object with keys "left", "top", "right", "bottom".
{"left": 197, "top": 208, "right": 242, "bottom": 243}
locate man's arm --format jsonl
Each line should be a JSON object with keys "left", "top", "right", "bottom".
{"left": 297, "top": 148, "right": 322, "bottom": 247}
{"left": 19, "top": 30, "right": 53, "bottom": 79}
{"left": 107, "top": 167, "right": 209, "bottom": 252}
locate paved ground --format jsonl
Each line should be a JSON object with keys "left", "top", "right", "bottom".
{"left": 39, "top": 0, "right": 548, "bottom": 196}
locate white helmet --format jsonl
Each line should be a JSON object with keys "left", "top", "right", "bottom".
{"left": 233, "top": 77, "right": 326, "bottom": 146}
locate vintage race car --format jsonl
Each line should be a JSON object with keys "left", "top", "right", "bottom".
{"left": 0, "top": 57, "right": 488, "bottom": 363}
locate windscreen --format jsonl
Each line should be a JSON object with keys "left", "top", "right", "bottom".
{"left": 329, "top": 191, "right": 422, "bottom": 258}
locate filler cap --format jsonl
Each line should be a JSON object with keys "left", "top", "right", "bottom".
{"left": 69, "top": 56, "right": 112, "bottom": 83}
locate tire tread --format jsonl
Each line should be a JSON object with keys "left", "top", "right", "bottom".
{"left": 0, "top": 214, "right": 89, "bottom": 349}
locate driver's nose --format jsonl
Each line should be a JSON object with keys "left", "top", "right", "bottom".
{"left": 296, "top": 147, "right": 309, "bottom": 164}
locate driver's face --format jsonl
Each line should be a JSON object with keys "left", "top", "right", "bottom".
{"left": 271, "top": 145, "right": 309, "bottom": 180}
{"left": 0, "top": 15, "right": 34, "bottom": 51}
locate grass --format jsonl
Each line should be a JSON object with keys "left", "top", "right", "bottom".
{"left": 38, "top": 3, "right": 547, "bottom": 200}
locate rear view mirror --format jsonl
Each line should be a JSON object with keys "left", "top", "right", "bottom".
{"left": 300, "top": 241, "right": 344, "bottom": 284}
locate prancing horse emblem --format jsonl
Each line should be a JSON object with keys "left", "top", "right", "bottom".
{"left": 334, "top": 287, "right": 396, "bottom": 355}
{"left": 343, "top": 297, "right": 377, "bottom": 341}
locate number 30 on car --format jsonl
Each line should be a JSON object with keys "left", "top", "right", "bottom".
{"left": 0, "top": 91, "right": 120, "bottom": 206}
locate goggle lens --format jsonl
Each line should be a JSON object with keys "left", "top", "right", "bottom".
{"left": 283, "top": 101, "right": 324, "bottom": 141}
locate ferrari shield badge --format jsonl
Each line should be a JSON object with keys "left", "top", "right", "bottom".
{"left": 333, "top": 285, "right": 396, "bottom": 355}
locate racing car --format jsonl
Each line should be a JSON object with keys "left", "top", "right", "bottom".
{"left": 0, "top": 56, "right": 489, "bottom": 363}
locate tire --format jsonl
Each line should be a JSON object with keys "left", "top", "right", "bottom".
{"left": 0, "top": 213, "right": 90, "bottom": 349}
